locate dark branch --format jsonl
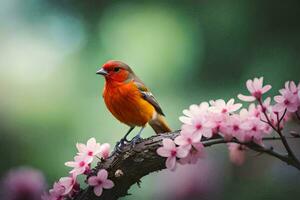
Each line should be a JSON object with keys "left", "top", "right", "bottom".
{"left": 72, "top": 130, "right": 300, "bottom": 200}
{"left": 258, "top": 100, "right": 300, "bottom": 166}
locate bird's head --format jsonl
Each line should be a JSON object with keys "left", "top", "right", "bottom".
{"left": 96, "top": 60, "right": 134, "bottom": 82}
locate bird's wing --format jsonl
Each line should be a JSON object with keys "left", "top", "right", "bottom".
{"left": 133, "top": 79, "right": 165, "bottom": 116}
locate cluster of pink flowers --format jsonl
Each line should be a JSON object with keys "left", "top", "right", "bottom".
{"left": 42, "top": 138, "right": 113, "bottom": 200}
{"left": 158, "top": 77, "right": 300, "bottom": 168}
{"left": 273, "top": 81, "right": 300, "bottom": 113}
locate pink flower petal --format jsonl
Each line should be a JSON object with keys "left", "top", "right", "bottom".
{"left": 88, "top": 176, "right": 99, "bottom": 186}
{"left": 59, "top": 177, "right": 74, "bottom": 195}
{"left": 174, "top": 135, "right": 186, "bottom": 146}
{"left": 165, "top": 156, "right": 176, "bottom": 171}
{"left": 49, "top": 182, "right": 65, "bottom": 197}
{"left": 191, "top": 132, "right": 202, "bottom": 142}
{"left": 228, "top": 98, "right": 234, "bottom": 105}
{"left": 272, "top": 103, "right": 284, "bottom": 112}
{"left": 162, "top": 138, "right": 175, "bottom": 150}
{"left": 246, "top": 79, "right": 255, "bottom": 93}
{"left": 102, "top": 180, "right": 114, "bottom": 189}
{"left": 240, "top": 122, "right": 252, "bottom": 130}
{"left": 182, "top": 109, "right": 191, "bottom": 117}
{"left": 228, "top": 143, "right": 245, "bottom": 166}
{"left": 261, "top": 85, "right": 272, "bottom": 93}
{"left": 99, "top": 143, "right": 110, "bottom": 159}
{"left": 193, "top": 142, "right": 204, "bottom": 151}
{"left": 156, "top": 147, "right": 171, "bottom": 157}
{"left": 258, "top": 77, "right": 263, "bottom": 89}
{"left": 97, "top": 169, "right": 108, "bottom": 180}
{"left": 238, "top": 94, "right": 256, "bottom": 102}
{"left": 202, "top": 128, "right": 213, "bottom": 138}
{"left": 231, "top": 103, "right": 242, "bottom": 112}
{"left": 176, "top": 147, "right": 189, "bottom": 158}
{"left": 87, "top": 138, "right": 97, "bottom": 148}
{"left": 252, "top": 77, "right": 261, "bottom": 91}
{"left": 290, "top": 81, "right": 297, "bottom": 91}
{"left": 264, "top": 97, "right": 271, "bottom": 105}
{"left": 274, "top": 95, "right": 283, "bottom": 103}
{"left": 65, "top": 161, "right": 76, "bottom": 168}
{"left": 181, "top": 124, "right": 195, "bottom": 134}
{"left": 93, "top": 186, "right": 103, "bottom": 197}
{"left": 70, "top": 167, "right": 85, "bottom": 176}
{"left": 76, "top": 143, "right": 86, "bottom": 153}
{"left": 179, "top": 116, "right": 192, "bottom": 124}
{"left": 288, "top": 104, "right": 298, "bottom": 112}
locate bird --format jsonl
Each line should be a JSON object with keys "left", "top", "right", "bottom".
{"left": 96, "top": 60, "right": 172, "bottom": 148}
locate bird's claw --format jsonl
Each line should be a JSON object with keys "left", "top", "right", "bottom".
{"left": 114, "top": 138, "right": 128, "bottom": 153}
{"left": 130, "top": 135, "right": 142, "bottom": 147}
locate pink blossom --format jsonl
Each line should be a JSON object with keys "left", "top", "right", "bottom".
{"left": 182, "top": 118, "right": 214, "bottom": 138}
{"left": 227, "top": 107, "right": 271, "bottom": 143}
{"left": 274, "top": 94, "right": 298, "bottom": 112}
{"left": 240, "top": 117, "right": 267, "bottom": 144}
{"left": 219, "top": 114, "right": 242, "bottom": 141}
{"left": 174, "top": 131, "right": 202, "bottom": 150}
{"left": 65, "top": 155, "right": 90, "bottom": 176}
{"left": 273, "top": 81, "right": 299, "bottom": 113}
{"left": 237, "top": 104, "right": 259, "bottom": 120}
{"left": 157, "top": 138, "right": 188, "bottom": 171}
{"left": 180, "top": 102, "right": 210, "bottom": 121}
{"left": 179, "top": 143, "right": 205, "bottom": 165}
{"left": 227, "top": 108, "right": 252, "bottom": 142}
{"left": 238, "top": 77, "right": 271, "bottom": 102}
{"left": 206, "top": 111, "right": 228, "bottom": 135}
{"left": 281, "top": 81, "right": 299, "bottom": 95}
{"left": 99, "top": 143, "right": 111, "bottom": 159}
{"left": 228, "top": 143, "right": 246, "bottom": 166}
{"left": 209, "top": 98, "right": 242, "bottom": 114}
{"left": 76, "top": 137, "right": 101, "bottom": 163}
{"left": 48, "top": 182, "right": 65, "bottom": 198}
{"left": 180, "top": 106, "right": 214, "bottom": 138}
{"left": 207, "top": 99, "right": 242, "bottom": 135}
{"left": 58, "top": 176, "right": 76, "bottom": 196}
{"left": 209, "top": 116, "right": 225, "bottom": 135}
{"left": 45, "top": 176, "right": 76, "bottom": 200}
{"left": 87, "top": 169, "right": 114, "bottom": 197}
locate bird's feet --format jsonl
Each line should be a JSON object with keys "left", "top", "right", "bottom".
{"left": 130, "top": 135, "right": 142, "bottom": 147}
{"left": 114, "top": 138, "right": 129, "bottom": 153}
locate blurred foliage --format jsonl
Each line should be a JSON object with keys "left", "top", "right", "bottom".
{"left": 0, "top": 0, "right": 299, "bottom": 199}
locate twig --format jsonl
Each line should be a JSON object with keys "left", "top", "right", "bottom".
{"left": 258, "top": 99, "right": 299, "bottom": 165}
{"left": 279, "top": 109, "right": 287, "bottom": 123}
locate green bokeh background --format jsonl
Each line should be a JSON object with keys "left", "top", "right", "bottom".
{"left": 0, "top": 0, "right": 300, "bottom": 199}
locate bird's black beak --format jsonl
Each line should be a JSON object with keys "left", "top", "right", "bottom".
{"left": 96, "top": 68, "right": 108, "bottom": 76}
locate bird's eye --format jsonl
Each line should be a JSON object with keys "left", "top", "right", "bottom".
{"left": 114, "top": 67, "right": 120, "bottom": 72}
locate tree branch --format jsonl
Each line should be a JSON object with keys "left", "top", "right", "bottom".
{"left": 72, "top": 130, "right": 300, "bottom": 200}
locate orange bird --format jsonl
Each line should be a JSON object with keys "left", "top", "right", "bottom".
{"left": 96, "top": 60, "right": 171, "bottom": 147}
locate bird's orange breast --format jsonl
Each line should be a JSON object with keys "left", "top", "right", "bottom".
{"left": 103, "top": 81, "right": 155, "bottom": 127}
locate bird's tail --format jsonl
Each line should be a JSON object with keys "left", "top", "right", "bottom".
{"left": 149, "top": 114, "right": 172, "bottom": 134}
